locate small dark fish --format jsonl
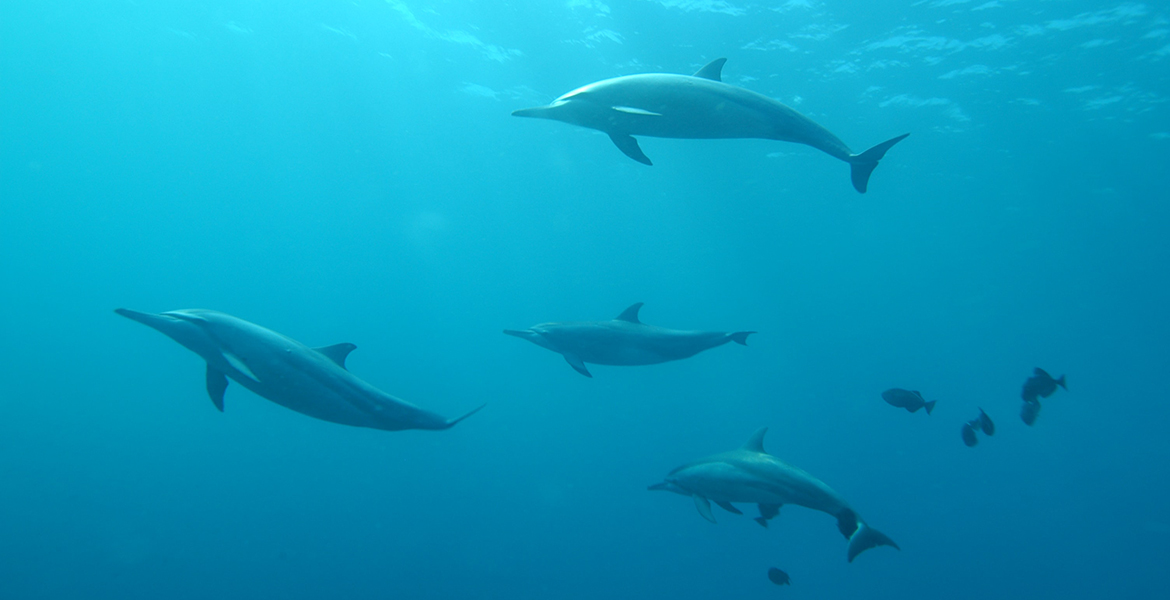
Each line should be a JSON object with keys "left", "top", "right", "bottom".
{"left": 767, "top": 567, "right": 791, "bottom": 586}
{"left": 881, "top": 388, "right": 937, "bottom": 415}
{"left": 1020, "top": 399, "right": 1041, "bottom": 426}
{"left": 978, "top": 408, "right": 995, "bottom": 436}
{"left": 961, "top": 422, "right": 978, "bottom": 447}
{"left": 1022, "top": 368, "right": 1067, "bottom": 403}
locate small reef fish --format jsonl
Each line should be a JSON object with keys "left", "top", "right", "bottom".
{"left": 1021, "top": 368, "right": 1067, "bottom": 403}
{"left": 962, "top": 408, "right": 994, "bottom": 447}
{"left": 1020, "top": 368, "right": 1065, "bottom": 426}
{"left": 1020, "top": 400, "right": 1042, "bottom": 426}
{"left": 881, "top": 388, "right": 937, "bottom": 415}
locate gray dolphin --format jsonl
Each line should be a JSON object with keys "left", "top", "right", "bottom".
{"left": 512, "top": 58, "right": 909, "bottom": 193}
{"left": 116, "top": 308, "right": 484, "bottom": 431}
{"left": 649, "top": 428, "right": 899, "bottom": 562}
{"left": 504, "top": 303, "right": 754, "bottom": 378}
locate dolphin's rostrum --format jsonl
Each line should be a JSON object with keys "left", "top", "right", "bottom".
{"left": 512, "top": 58, "right": 909, "bottom": 193}
{"left": 649, "top": 428, "right": 899, "bottom": 562}
{"left": 115, "top": 308, "right": 483, "bottom": 431}
{"left": 504, "top": 303, "right": 754, "bottom": 377}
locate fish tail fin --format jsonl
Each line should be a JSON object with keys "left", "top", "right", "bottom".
{"left": 442, "top": 404, "right": 487, "bottom": 429}
{"left": 729, "top": 331, "right": 755, "bottom": 346}
{"left": 924, "top": 400, "right": 937, "bottom": 415}
{"left": 1057, "top": 375, "right": 1068, "bottom": 391}
{"left": 848, "top": 133, "right": 910, "bottom": 193}
{"left": 847, "top": 522, "right": 900, "bottom": 563}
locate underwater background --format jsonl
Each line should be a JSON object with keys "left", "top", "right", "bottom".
{"left": 2, "top": 0, "right": 1168, "bottom": 598}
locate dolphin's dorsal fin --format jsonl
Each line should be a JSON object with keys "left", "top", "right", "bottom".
{"left": 616, "top": 302, "right": 644, "bottom": 323}
{"left": 693, "top": 58, "right": 727, "bottom": 82}
{"left": 205, "top": 365, "right": 228, "bottom": 412}
{"left": 315, "top": 343, "right": 357, "bottom": 369}
{"left": 742, "top": 427, "right": 768, "bottom": 453}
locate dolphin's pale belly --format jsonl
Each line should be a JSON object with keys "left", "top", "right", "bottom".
{"left": 551, "top": 324, "right": 725, "bottom": 365}
{"left": 674, "top": 459, "right": 848, "bottom": 516}
{"left": 221, "top": 345, "right": 437, "bottom": 431}
{"left": 228, "top": 360, "right": 378, "bottom": 427}
{"left": 573, "top": 74, "right": 853, "bottom": 159}
{"left": 116, "top": 308, "right": 473, "bottom": 432}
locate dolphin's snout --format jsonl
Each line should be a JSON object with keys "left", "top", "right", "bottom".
{"left": 511, "top": 106, "right": 552, "bottom": 119}
{"left": 647, "top": 482, "right": 669, "bottom": 491}
{"left": 116, "top": 308, "right": 202, "bottom": 331}
{"left": 503, "top": 329, "right": 535, "bottom": 339}
{"left": 114, "top": 308, "right": 160, "bottom": 325}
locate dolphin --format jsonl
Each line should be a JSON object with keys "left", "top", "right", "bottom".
{"left": 503, "top": 302, "right": 754, "bottom": 378}
{"left": 512, "top": 58, "right": 909, "bottom": 193}
{"left": 115, "top": 308, "right": 484, "bottom": 431}
{"left": 649, "top": 428, "right": 899, "bottom": 563}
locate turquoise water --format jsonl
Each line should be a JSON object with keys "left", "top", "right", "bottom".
{"left": 2, "top": 1, "right": 1167, "bottom": 598}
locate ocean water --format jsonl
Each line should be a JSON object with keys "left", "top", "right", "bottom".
{"left": 1, "top": 1, "right": 1167, "bottom": 598}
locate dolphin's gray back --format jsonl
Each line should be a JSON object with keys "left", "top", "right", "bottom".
{"left": 195, "top": 312, "right": 448, "bottom": 431}
{"left": 543, "top": 320, "right": 732, "bottom": 365}
{"left": 673, "top": 450, "right": 850, "bottom": 516}
{"left": 572, "top": 74, "right": 854, "bottom": 159}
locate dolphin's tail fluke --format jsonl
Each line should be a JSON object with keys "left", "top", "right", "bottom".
{"left": 848, "top": 133, "right": 910, "bottom": 193}
{"left": 441, "top": 404, "right": 487, "bottom": 429}
{"left": 1056, "top": 375, "right": 1068, "bottom": 391}
{"left": 924, "top": 400, "right": 937, "bottom": 415}
{"left": 729, "top": 331, "right": 756, "bottom": 346}
{"left": 846, "top": 522, "right": 900, "bottom": 563}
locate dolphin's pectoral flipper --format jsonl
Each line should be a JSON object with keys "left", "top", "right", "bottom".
{"left": 562, "top": 353, "right": 592, "bottom": 378}
{"left": 846, "top": 522, "right": 900, "bottom": 563}
{"left": 608, "top": 133, "right": 653, "bottom": 166}
{"left": 848, "top": 133, "right": 910, "bottom": 193}
{"left": 692, "top": 58, "right": 727, "bottom": 82}
{"left": 693, "top": 495, "right": 716, "bottom": 523}
{"left": 314, "top": 343, "right": 357, "bottom": 369}
{"left": 205, "top": 365, "right": 228, "bottom": 412}
{"left": 754, "top": 503, "right": 781, "bottom": 527}
{"left": 616, "top": 302, "right": 644, "bottom": 323}
{"left": 715, "top": 500, "right": 743, "bottom": 515}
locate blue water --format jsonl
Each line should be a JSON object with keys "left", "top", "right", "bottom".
{"left": 2, "top": 1, "right": 1167, "bottom": 598}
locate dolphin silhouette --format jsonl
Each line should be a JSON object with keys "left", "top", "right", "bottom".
{"left": 504, "top": 302, "right": 754, "bottom": 378}
{"left": 116, "top": 308, "right": 483, "bottom": 431}
{"left": 513, "top": 58, "right": 909, "bottom": 193}
{"left": 649, "top": 428, "right": 899, "bottom": 562}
